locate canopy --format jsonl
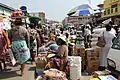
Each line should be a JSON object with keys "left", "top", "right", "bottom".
{"left": 68, "top": 4, "right": 92, "bottom": 16}
{"left": 29, "top": 16, "right": 41, "bottom": 23}
{"left": 70, "top": 9, "right": 92, "bottom": 16}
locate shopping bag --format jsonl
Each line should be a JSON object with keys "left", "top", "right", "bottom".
{"left": 8, "top": 49, "right": 16, "bottom": 66}
{"left": 96, "top": 32, "right": 106, "bottom": 47}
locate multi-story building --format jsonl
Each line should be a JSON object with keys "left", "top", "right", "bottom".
{"left": 29, "top": 12, "right": 46, "bottom": 24}
{"left": 102, "top": 0, "right": 120, "bottom": 18}
{"left": 64, "top": 16, "right": 92, "bottom": 27}
{"left": 0, "top": 3, "right": 15, "bottom": 16}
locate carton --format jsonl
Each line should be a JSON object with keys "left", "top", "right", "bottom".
{"left": 87, "top": 65, "right": 99, "bottom": 73}
{"left": 87, "top": 60, "right": 99, "bottom": 73}
{"left": 87, "top": 60, "right": 99, "bottom": 67}
{"left": 87, "top": 56, "right": 99, "bottom": 61}
{"left": 86, "top": 48, "right": 97, "bottom": 56}
{"left": 86, "top": 47, "right": 100, "bottom": 61}
{"left": 76, "top": 48, "right": 85, "bottom": 56}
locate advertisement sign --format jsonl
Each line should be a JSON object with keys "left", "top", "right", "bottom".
{"left": 20, "top": 6, "right": 27, "bottom": 14}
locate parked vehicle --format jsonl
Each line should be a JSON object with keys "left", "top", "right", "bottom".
{"left": 107, "top": 34, "right": 120, "bottom": 78}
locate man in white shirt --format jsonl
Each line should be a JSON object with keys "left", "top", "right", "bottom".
{"left": 84, "top": 26, "right": 91, "bottom": 48}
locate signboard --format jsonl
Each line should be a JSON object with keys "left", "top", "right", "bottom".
{"left": 20, "top": 6, "right": 27, "bottom": 14}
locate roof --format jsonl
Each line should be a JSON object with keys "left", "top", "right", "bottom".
{"left": 0, "top": 3, "right": 15, "bottom": 11}
{"left": 97, "top": 4, "right": 104, "bottom": 8}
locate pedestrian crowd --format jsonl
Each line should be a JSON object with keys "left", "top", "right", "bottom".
{"left": 0, "top": 9, "right": 119, "bottom": 78}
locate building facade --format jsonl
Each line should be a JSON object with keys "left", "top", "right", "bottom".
{"left": 0, "top": 3, "right": 15, "bottom": 16}
{"left": 102, "top": 0, "right": 120, "bottom": 18}
{"left": 29, "top": 12, "right": 46, "bottom": 24}
{"left": 65, "top": 16, "right": 92, "bottom": 27}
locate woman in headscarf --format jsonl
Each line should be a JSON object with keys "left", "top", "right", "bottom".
{"left": 8, "top": 10, "right": 30, "bottom": 76}
{"left": 28, "top": 23, "right": 38, "bottom": 64}
{"left": 0, "top": 27, "right": 8, "bottom": 71}
{"left": 56, "top": 36, "right": 68, "bottom": 71}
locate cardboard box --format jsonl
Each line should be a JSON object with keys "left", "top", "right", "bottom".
{"left": 86, "top": 47, "right": 100, "bottom": 58}
{"left": 76, "top": 48, "right": 85, "bottom": 56}
{"left": 87, "top": 60, "right": 99, "bottom": 67}
{"left": 87, "top": 56, "right": 99, "bottom": 61}
{"left": 87, "top": 65, "right": 99, "bottom": 73}
{"left": 87, "top": 60, "right": 99, "bottom": 73}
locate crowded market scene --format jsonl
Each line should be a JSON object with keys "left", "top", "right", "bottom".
{"left": 0, "top": 0, "right": 120, "bottom": 80}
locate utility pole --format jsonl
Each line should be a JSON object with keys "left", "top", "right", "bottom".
{"left": 88, "top": 0, "right": 91, "bottom": 4}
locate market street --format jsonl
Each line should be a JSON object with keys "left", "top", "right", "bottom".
{"left": 0, "top": 0, "right": 120, "bottom": 80}
{"left": 0, "top": 63, "right": 35, "bottom": 80}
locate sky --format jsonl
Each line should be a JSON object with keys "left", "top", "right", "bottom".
{"left": 1, "top": 0, "right": 103, "bottom": 21}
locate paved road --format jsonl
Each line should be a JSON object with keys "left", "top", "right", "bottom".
{"left": 0, "top": 62, "right": 35, "bottom": 80}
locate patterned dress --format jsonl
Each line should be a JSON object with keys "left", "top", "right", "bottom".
{"left": 0, "top": 31, "right": 7, "bottom": 60}
{"left": 9, "top": 26, "right": 30, "bottom": 64}
{"left": 29, "top": 29, "right": 38, "bottom": 54}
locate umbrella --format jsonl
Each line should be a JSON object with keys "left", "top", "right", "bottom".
{"left": 70, "top": 9, "right": 92, "bottom": 16}
{"left": 68, "top": 4, "right": 92, "bottom": 16}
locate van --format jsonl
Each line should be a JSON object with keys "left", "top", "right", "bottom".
{"left": 107, "top": 34, "right": 120, "bottom": 78}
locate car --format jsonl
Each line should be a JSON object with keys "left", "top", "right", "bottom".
{"left": 107, "top": 34, "right": 120, "bottom": 78}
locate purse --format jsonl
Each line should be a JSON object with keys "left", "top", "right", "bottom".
{"left": 96, "top": 32, "right": 106, "bottom": 47}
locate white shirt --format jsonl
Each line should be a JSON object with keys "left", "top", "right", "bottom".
{"left": 99, "top": 30, "right": 116, "bottom": 47}
{"left": 84, "top": 28, "right": 91, "bottom": 36}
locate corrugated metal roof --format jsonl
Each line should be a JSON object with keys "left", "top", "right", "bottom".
{"left": 0, "top": 3, "right": 15, "bottom": 11}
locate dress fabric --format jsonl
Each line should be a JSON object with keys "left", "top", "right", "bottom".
{"left": 99, "top": 31, "right": 116, "bottom": 67}
{"left": 11, "top": 40, "right": 30, "bottom": 64}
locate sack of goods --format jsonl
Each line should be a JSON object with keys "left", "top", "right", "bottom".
{"left": 68, "top": 56, "right": 81, "bottom": 80}
{"left": 42, "top": 69, "right": 68, "bottom": 80}
{"left": 35, "top": 56, "right": 47, "bottom": 69}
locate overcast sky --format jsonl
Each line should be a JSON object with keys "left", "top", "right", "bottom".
{"left": 1, "top": 0, "right": 103, "bottom": 21}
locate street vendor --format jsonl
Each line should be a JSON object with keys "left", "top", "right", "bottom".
{"left": 8, "top": 10, "right": 30, "bottom": 76}
{"left": 0, "top": 26, "right": 9, "bottom": 71}
{"left": 56, "top": 36, "right": 68, "bottom": 71}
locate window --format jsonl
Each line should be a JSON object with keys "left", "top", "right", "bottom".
{"left": 111, "top": 4, "right": 117, "bottom": 8}
{"left": 115, "top": 7, "right": 118, "bottom": 12}
{"left": 112, "top": 35, "right": 120, "bottom": 50}
{"left": 108, "top": 9, "right": 110, "bottom": 14}
{"left": 104, "top": 10, "right": 106, "bottom": 15}
{"left": 111, "top": 8, "right": 113, "bottom": 13}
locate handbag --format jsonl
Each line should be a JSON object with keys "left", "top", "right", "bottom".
{"left": 96, "top": 32, "right": 106, "bottom": 47}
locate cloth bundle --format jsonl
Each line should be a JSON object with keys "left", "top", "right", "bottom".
{"left": 43, "top": 69, "right": 68, "bottom": 80}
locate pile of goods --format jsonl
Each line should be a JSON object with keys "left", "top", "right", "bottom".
{"left": 42, "top": 69, "right": 68, "bottom": 80}
{"left": 85, "top": 47, "right": 100, "bottom": 73}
